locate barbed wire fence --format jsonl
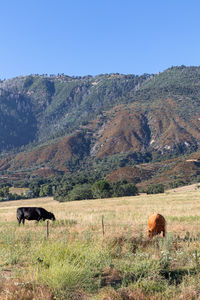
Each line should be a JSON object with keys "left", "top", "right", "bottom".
{"left": 45, "top": 215, "right": 146, "bottom": 239}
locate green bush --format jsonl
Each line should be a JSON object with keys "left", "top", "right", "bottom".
{"left": 0, "top": 186, "right": 9, "bottom": 197}
{"left": 29, "top": 181, "right": 41, "bottom": 197}
{"left": 53, "top": 182, "right": 74, "bottom": 201}
{"left": 32, "top": 240, "right": 111, "bottom": 297}
{"left": 8, "top": 193, "right": 22, "bottom": 200}
{"left": 169, "top": 179, "right": 185, "bottom": 189}
{"left": 92, "top": 180, "right": 111, "bottom": 199}
{"left": 65, "top": 184, "right": 93, "bottom": 201}
{"left": 111, "top": 181, "right": 138, "bottom": 197}
{"left": 7, "top": 193, "right": 28, "bottom": 200}
{"left": 146, "top": 183, "right": 164, "bottom": 194}
{"left": 39, "top": 184, "right": 53, "bottom": 197}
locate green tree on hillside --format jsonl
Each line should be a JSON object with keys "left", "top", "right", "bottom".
{"left": 0, "top": 186, "right": 9, "bottom": 198}
{"left": 39, "top": 184, "right": 53, "bottom": 197}
{"left": 92, "top": 180, "right": 111, "bottom": 199}
{"left": 111, "top": 181, "right": 138, "bottom": 197}
{"left": 65, "top": 184, "right": 93, "bottom": 201}
{"left": 146, "top": 183, "right": 164, "bottom": 194}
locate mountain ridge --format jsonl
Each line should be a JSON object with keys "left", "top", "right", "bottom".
{"left": 1, "top": 66, "right": 200, "bottom": 186}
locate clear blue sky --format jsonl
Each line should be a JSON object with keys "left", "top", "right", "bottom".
{"left": 1, "top": 0, "right": 200, "bottom": 79}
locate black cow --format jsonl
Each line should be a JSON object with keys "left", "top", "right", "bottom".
{"left": 17, "top": 207, "right": 55, "bottom": 225}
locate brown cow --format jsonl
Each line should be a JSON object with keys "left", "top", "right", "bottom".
{"left": 147, "top": 213, "right": 166, "bottom": 238}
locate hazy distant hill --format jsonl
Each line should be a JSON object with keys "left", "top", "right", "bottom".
{"left": 1, "top": 66, "right": 200, "bottom": 185}
{"left": 0, "top": 73, "right": 148, "bottom": 150}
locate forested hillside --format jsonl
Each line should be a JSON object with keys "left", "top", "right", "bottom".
{"left": 0, "top": 73, "right": 148, "bottom": 149}
{"left": 1, "top": 66, "right": 200, "bottom": 186}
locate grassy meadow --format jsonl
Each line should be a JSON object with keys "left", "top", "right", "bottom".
{"left": 1, "top": 184, "right": 200, "bottom": 299}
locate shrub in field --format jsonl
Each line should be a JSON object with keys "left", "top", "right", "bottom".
{"left": 8, "top": 193, "right": 24, "bottom": 200}
{"left": 169, "top": 179, "right": 185, "bottom": 188}
{"left": 31, "top": 240, "right": 112, "bottom": 298}
{"left": 65, "top": 184, "right": 94, "bottom": 201}
{"left": 92, "top": 180, "right": 111, "bottom": 199}
{"left": 111, "top": 181, "right": 138, "bottom": 197}
{"left": 146, "top": 183, "right": 164, "bottom": 194}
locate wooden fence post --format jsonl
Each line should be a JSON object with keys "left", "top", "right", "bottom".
{"left": 102, "top": 215, "right": 104, "bottom": 236}
{"left": 47, "top": 220, "right": 49, "bottom": 239}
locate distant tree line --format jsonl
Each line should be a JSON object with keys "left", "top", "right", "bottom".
{"left": 8, "top": 168, "right": 200, "bottom": 202}
{"left": 25, "top": 176, "right": 138, "bottom": 202}
{"left": 12, "top": 173, "right": 168, "bottom": 201}
{"left": 6, "top": 165, "right": 200, "bottom": 202}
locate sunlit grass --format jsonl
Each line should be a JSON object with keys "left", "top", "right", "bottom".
{"left": 1, "top": 185, "right": 200, "bottom": 298}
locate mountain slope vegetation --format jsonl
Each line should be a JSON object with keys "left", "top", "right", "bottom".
{"left": 1, "top": 66, "right": 200, "bottom": 185}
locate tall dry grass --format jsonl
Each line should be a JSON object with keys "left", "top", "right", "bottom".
{"left": 0, "top": 184, "right": 200, "bottom": 299}
{"left": 1, "top": 184, "right": 200, "bottom": 236}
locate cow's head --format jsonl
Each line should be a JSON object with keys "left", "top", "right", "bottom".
{"left": 147, "top": 229, "right": 153, "bottom": 238}
{"left": 49, "top": 212, "right": 56, "bottom": 221}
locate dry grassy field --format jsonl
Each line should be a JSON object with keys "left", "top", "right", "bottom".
{"left": 1, "top": 183, "right": 200, "bottom": 236}
{"left": 0, "top": 184, "right": 200, "bottom": 299}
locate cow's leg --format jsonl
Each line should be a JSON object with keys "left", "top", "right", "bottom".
{"left": 36, "top": 217, "right": 41, "bottom": 224}
{"left": 37, "top": 212, "right": 41, "bottom": 223}
{"left": 163, "top": 229, "right": 166, "bottom": 237}
{"left": 18, "top": 217, "right": 21, "bottom": 226}
{"left": 22, "top": 218, "right": 25, "bottom": 225}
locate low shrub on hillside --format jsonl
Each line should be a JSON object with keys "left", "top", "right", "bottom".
{"left": 0, "top": 186, "right": 9, "bottom": 197}
{"left": 169, "top": 179, "right": 185, "bottom": 189}
{"left": 92, "top": 180, "right": 112, "bottom": 199}
{"left": 146, "top": 183, "right": 164, "bottom": 194}
{"left": 8, "top": 193, "right": 26, "bottom": 200}
{"left": 65, "top": 184, "right": 94, "bottom": 201}
{"left": 111, "top": 181, "right": 138, "bottom": 197}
